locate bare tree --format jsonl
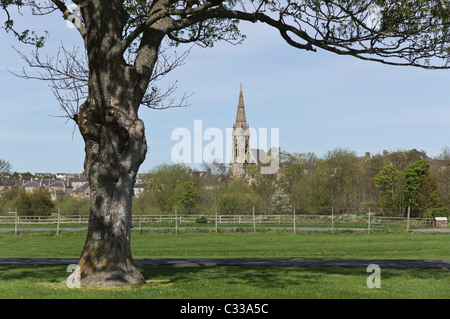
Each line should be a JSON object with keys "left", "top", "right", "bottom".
{"left": 0, "top": 159, "right": 12, "bottom": 177}
{"left": 2, "top": 0, "right": 450, "bottom": 286}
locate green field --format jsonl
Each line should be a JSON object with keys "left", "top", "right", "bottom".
{"left": 1, "top": 231, "right": 449, "bottom": 260}
{"left": 1, "top": 265, "right": 449, "bottom": 299}
{"left": 0, "top": 231, "right": 449, "bottom": 299}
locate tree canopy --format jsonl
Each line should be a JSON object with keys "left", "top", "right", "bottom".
{"left": 3, "top": 0, "right": 450, "bottom": 118}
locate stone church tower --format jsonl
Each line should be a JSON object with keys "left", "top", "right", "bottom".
{"left": 230, "top": 84, "right": 250, "bottom": 178}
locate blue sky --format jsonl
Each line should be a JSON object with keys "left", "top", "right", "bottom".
{"left": 1, "top": 9, "right": 450, "bottom": 174}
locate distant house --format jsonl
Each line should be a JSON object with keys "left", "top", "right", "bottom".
{"left": 23, "top": 181, "right": 40, "bottom": 193}
{"left": 35, "top": 173, "right": 52, "bottom": 178}
{"left": 47, "top": 181, "right": 67, "bottom": 200}
{"left": 70, "top": 174, "right": 88, "bottom": 190}
{"left": 72, "top": 183, "right": 90, "bottom": 200}
{"left": 133, "top": 183, "right": 145, "bottom": 198}
{"left": 56, "top": 173, "right": 66, "bottom": 179}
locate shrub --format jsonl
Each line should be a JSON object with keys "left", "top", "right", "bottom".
{"left": 423, "top": 208, "right": 450, "bottom": 219}
{"left": 195, "top": 216, "right": 208, "bottom": 224}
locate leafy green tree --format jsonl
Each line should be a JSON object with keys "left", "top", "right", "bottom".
{"left": 290, "top": 171, "right": 317, "bottom": 213}
{"left": 404, "top": 160, "right": 431, "bottom": 207}
{"left": 144, "top": 163, "right": 193, "bottom": 212}
{"left": 414, "top": 174, "right": 443, "bottom": 213}
{"left": 279, "top": 152, "right": 318, "bottom": 193}
{"left": 179, "top": 181, "right": 199, "bottom": 213}
{"left": 16, "top": 189, "right": 54, "bottom": 217}
{"left": 216, "top": 179, "right": 258, "bottom": 215}
{"left": 246, "top": 163, "right": 276, "bottom": 214}
{"left": 404, "top": 160, "right": 442, "bottom": 212}
{"left": 374, "top": 164, "right": 405, "bottom": 215}
{"left": 270, "top": 187, "right": 292, "bottom": 214}
{"left": 387, "top": 149, "right": 430, "bottom": 171}
{"left": 316, "top": 148, "right": 362, "bottom": 212}
{"left": 278, "top": 151, "right": 319, "bottom": 213}
{"left": 197, "top": 161, "right": 230, "bottom": 211}
{"left": 56, "top": 196, "right": 90, "bottom": 215}
{"left": 432, "top": 146, "right": 450, "bottom": 206}
{"left": 0, "top": 186, "right": 22, "bottom": 205}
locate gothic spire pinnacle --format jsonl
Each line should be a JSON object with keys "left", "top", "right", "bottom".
{"left": 235, "top": 83, "right": 248, "bottom": 128}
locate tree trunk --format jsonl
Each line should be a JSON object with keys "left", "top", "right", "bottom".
{"left": 63, "top": 1, "right": 165, "bottom": 287}
{"left": 66, "top": 69, "right": 149, "bottom": 286}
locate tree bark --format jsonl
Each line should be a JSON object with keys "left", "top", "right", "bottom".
{"left": 66, "top": 51, "right": 154, "bottom": 287}
{"left": 62, "top": 1, "right": 168, "bottom": 286}
{"left": 68, "top": 90, "right": 148, "bottom": 286}
{"left": 69, "top": 90, "right": 149, "bottom": 285}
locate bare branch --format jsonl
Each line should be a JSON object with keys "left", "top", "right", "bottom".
{"left": 9, "top": 44, "right": 89, "bottom": 120}
{"left": 10, "top": 38, "right": 193, "bottom": 118}
{"left": 139, "top": 44, "right": 193, "bottom": 109}
{"left": 141, "top": 82, "right": 192, "bottom": 110}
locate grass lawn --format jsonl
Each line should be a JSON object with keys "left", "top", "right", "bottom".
{"left": 0, "top": 231, "right": 449, "bottom": 299}
{"left": 0, "top": 265, "right": 449, "bottom": 299}
{"left": 0, "top": 230, "right": 449, "bottom": 260}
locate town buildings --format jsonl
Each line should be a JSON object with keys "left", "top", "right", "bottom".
{"left": 0, "top": 173, "right": 146, "bottom": 201}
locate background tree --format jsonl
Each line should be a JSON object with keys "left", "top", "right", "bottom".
{"left": 15, "top": 189, "right": 55, "bottom": 217}
{"left": 56, "top": 196, "right": 91, "bottom": 215}
{"left": 178, "top": 180, "right": 199, "bottom": 213}
{"left": 270, "top": 187, "right": 292, "bottom": 214}
{"left": 404, "top": 160, "right": 442, "bottom": 215}
{"left": 374, "top": 164, "right": 405, "bottom": 215}
{"left": 3, "top": 0, "right": 450, "bottom": 286}
{"left": 432, "top": 147, "right": 450, "bottom": 207}
{"left": 197, "top": 160, "right": 229, "bottom": 211}
{"left": 247, "top": 163, "right": 276, "bottom": 214}
{"left": 0, "top": 186, "right": 22, "bottom": 213}
{"left": 414, "top": 174, "right": 442, "bottom": 215}
{"left": 0, "top": 159, "right": 12, "bottom": 181}
{"left": 142, "top": 163, "right": 193, "bottom": 212}
{"left": 216, "top": 179, "right": 259, "bottom": 214}
{"left": 278, "top": 151, "right": 318, "bottom": 213}
{"left": 317, "top": 148, "right": 361, "bottom": 212}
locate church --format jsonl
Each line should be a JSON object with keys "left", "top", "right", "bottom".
{"left": 229, "top": 84, "right": 267, "bottom": 178}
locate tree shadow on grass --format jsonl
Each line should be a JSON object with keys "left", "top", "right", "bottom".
{"left": 0, "top": 264, "right": 445, "bottom": 284}
{"left": 1, "top": 264, "right": 448, "bottom": 298}
{"left": 139, "top": 264, "right": 449, "bottom": 291}
{"left": 0, "top": 265, "right": 67, "bottom": 283}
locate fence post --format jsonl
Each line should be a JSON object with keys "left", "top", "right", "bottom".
{"left": 406, "top": 206, "right": 411, "bottom": 232}
{"left": 253, "top": 206, "right": 256, "bottom": 233}
{"left": 15, "top": 210, "right": 18, "bottom": 236}
{"left": 331, "top": 206, "right": 334, "bottom": 233}
{"left": 293, "top": 206, "right": 296, "bottom": 234}
{"left": 368, "top": 207, "right": 371, "bottom": 234}
{"left": 56, "top": 208, "right": 61, "bottom": 236}
{"left": 139, "top": 208, "right": 143, "bottom": 235}
{"left": 175, "top": 207, "right": 178, "bottom": 235}
{"left": 215, "top": 207, "right": 218, "bottom": 234}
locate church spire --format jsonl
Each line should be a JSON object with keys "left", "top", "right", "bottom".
{"left": 235, "top": 83, "right": 248, "bottom": 128}
{"left": 230, "top": 83, "right": 250, "bottom": 178}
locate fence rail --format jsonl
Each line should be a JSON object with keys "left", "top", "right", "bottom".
{"left": 0, "top": 210, "right": 443, "bottom": 235}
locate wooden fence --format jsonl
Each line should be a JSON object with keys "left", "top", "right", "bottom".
{"left": 0, "top": 209, "right": 440, "bottom": 235}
